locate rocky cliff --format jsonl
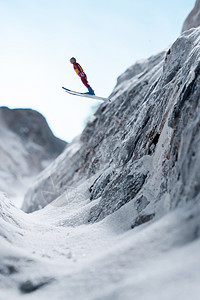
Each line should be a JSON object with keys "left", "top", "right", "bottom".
{"left": 182, "top": 0, "right": 200, "bottom": 32}
{"left": 0, "top": 107, "right": 67, "bottom": 202}
{"left": 23, "top": 28, "right": 200, "bottom": 224}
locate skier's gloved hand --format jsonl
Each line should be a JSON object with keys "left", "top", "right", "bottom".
{"left": 80, "top": 72, "right": 85, "bottom": 77}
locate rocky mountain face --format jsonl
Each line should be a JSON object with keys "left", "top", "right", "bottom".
{"left": 0, "top": 107, "right": 67, "bottom": 202}
{"left": 182, "top": 0, "right": 200, "bottom": 32}
{"left": 23, "top": 28, "right": 200, "bottom": 223}
{"left": 1, "top": 27, "right": 200, "bottom": 300}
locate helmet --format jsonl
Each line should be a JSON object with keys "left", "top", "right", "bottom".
{"left": 70, "top": 57, "right": 76, "bottom": 63}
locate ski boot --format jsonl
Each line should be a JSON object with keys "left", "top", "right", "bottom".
{"left": 86, "top": 87, "right": 95, "bottom": 95}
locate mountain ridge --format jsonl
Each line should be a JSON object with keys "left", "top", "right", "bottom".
{"left": 0, "top": 106, "right": 67, "bottom": 203}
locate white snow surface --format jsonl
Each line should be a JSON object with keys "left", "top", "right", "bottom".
{"left": 0, "top": 187, "right": 200, "bottom": 300}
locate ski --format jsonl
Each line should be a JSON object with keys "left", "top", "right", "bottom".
{"left": 62, "top": 87, "right": 111, "bottom": 103}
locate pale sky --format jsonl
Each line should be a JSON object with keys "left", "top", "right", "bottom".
{"left": 0, "top": 0, "right": 194, "bottom": 142}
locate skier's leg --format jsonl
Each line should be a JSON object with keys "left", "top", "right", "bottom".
{"left": 81, "top": 76, "right": 90, "bottom": 88}
{"left": 81, "top": 76, "right": 95, "bottom": 95}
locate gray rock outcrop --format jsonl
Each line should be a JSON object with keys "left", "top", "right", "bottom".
{"left": 182, "top": 0, "right": 200, "bottom": 32}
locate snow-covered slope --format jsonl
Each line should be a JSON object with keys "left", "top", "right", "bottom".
{"left": 1, "top": 183, "right": 200, "bottom": 299}
{"left": 1, "top": 28, "right": 200, "bottom": 299}
{"left": 182, "top": 0, "right": 200, "bottom": 32}
{"left": 0, "top": 107, "right": 67, "bottom": 205}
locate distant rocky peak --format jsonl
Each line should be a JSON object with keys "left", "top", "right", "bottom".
{"left": 0, "top": 106, "right": 67, "bottom": 157}
{"left": 182, "top": 0, "right": 200, "bottom": 32}
{"left": 0, "top": 106, "right": 67, "bottom": 202}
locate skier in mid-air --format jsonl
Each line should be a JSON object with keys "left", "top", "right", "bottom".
{"left": 70, "top": 57, "right": 95, "bottom": 95}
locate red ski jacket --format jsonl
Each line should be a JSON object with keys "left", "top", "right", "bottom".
{"left": 73, "top": 62, "right": 86, "bottom": 78}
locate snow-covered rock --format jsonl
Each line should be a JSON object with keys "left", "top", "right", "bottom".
{"left": 182, "top": 0, "right": 200, "bottom": 32}
{"left": 0, "top": 107, "right": 67, "bottom": 204}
